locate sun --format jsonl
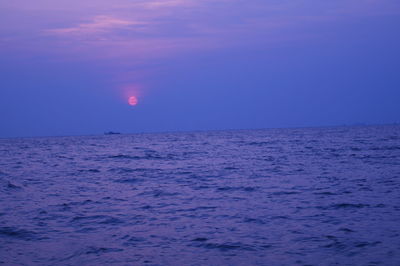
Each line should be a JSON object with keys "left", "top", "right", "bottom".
{"left": 128, "top": 96, "right": 138, "bottom": 106}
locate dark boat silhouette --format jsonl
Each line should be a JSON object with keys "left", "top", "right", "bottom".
{"left": 104, "top": 131, "right": 121, "bottom": 135}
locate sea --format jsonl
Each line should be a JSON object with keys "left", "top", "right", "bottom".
{"left": 1, "top": 125, "right": 399, "bottom": 266}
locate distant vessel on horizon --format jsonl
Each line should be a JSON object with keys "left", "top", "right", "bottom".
{"left": 104, "top": 131, "right": 121, "bottom": 135}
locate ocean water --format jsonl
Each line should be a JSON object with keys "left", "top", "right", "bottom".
{"left": 1, "top": 125, "right": 400, "bottom": 266}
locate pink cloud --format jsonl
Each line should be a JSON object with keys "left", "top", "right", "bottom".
{"left": 46, "top": 15, "right": 146, "bottom": 35}
{"left": 5, "top": 0, "right": 399, "bottom": 69}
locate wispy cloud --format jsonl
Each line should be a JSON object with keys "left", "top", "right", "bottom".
{"left": 139, "top": 0, "right": 194, "bottom": 9}
{"left": 46, "top": 15, "right": 146, "bottom": 35}
{"left": 7, "top": 0, "right": 399, "bottom": 64}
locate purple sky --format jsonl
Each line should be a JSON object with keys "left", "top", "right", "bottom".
{"left": 1, "top": 0, "right": 400, "bottom": 137}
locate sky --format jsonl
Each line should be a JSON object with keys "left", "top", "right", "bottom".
{"left": 1, "top": 0, "right": 400, "bottom": 137}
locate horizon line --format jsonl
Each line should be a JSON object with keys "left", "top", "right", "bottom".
{"left": 1, "top": 122, "right": 399, "bottom": 140}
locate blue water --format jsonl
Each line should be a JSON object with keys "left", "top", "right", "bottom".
{"left": 1, "top": 125, "right": 400, "bottom": 265}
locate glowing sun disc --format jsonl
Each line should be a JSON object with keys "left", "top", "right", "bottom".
{"left": 128, "top": 96, "right": 138, "bottom": 106}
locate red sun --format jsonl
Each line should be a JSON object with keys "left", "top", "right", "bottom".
{"left": 128, "top": 96, "right": 138, "bottom": 106}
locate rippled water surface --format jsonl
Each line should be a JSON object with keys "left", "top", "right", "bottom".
{"left": 1, "top": 125, "right": 400, "bottom": 265}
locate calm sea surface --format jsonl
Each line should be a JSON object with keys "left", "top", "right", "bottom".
{"left": 1, "top": 125, "right": 400, "bottom": 265}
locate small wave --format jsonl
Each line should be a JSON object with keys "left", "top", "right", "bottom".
{"left": 243, "top": 217, "right": 266, "bottom": 224}
{"left": 193, "top": 185, "right": 210, "bottom": 190}
{"left": 223, "top": 166, "right": 238, "bottom": 170}
{"left": 56, "top": 199, "right": 95, "bottom": 210}
{"left": 55, "top": 155, "right": 74, "bottom": 160}
{"left": 108, "top": 153, "right": 173, "bottom": 160}
{"left": 323, "top": 239, "right": 381, "bottom": 251}
{"left": 271, "top": 191, "right": 299, "bottom": 196}
{"left": 247, "top": 141, "right": 275, "bottom": 146}
{"left": 108, "top": 154, "right": 143, "bottom": 160}
{"left": 175, "top": 170, "right": 193, "bottom": 175}
{"left": 332, "top": 203, "right": 370, "bottom": 209}
{"left": 138, "top": 189, "right": 180, "bottom": 198}
{"left": 108, "top": 167, "right": 159, "bottom": 175}
{"left": 85, "top": 246, "right": 124, "bottom": 255}
{"left": 133, "top": 168, "right": 160, "bottom": 172}
{"left": 0, "top": 227, "right": 40, "bottom": 241}
{"left": 191, "top": 237, "right": 208, "bottom": 242}
{"left": 177, "top": 206, "right": 217, "bottom": 212}
{"left": 152, "top": 190, "right": 179, "bottom": 197}
{"left": 216, "top": 186, "right": 257, "bottom": 192}
{"left": 0, "top": 171, "right": 7, "bottom": 176}
{"left": 122, "top": 235, "right": 146, "bottom": 246}
{"left": 318, "top": 203, "right": 370, "bottom": 210}
{"left": 108, "top": 167, "right": 135, "bottom": 174}
{"left": 114, "top": 177, "right": 142, "bottom": 184}
{"left": 354, "top": 241, "right": 381, "bottom": 248}
{"left": 338, "top": 228, "right": 355, "bottom": 233}
{"left": 78, "top": 169, "right": 100, "bottom": 173}
{"left": 60, "top": 246, "right": 124, "bottom": 261}
{"left": 262, "top": 156, "right": 275, "bottom": 161}
{"left": 270, "top": 215, "right": 289, "bottom": 220}
{"left": 313, "top": 191, "right": 337, "bottom": 196}
{"left": 6, "top": 181, "right": 23, "bottom": 190}
{"left": 322, "top": 241, "right": 347, "bottom": 250}
{"left": 370, "top": 146, "right": 400, "bottom": 151}
{"left": 191, "top": 241, "right": 258, "bottom": 252}
{"left": 70, "top": 215, "right": 123, "bottom": 226}
{"left": 295, "top": 236, "right": 324, "bottom": 243}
